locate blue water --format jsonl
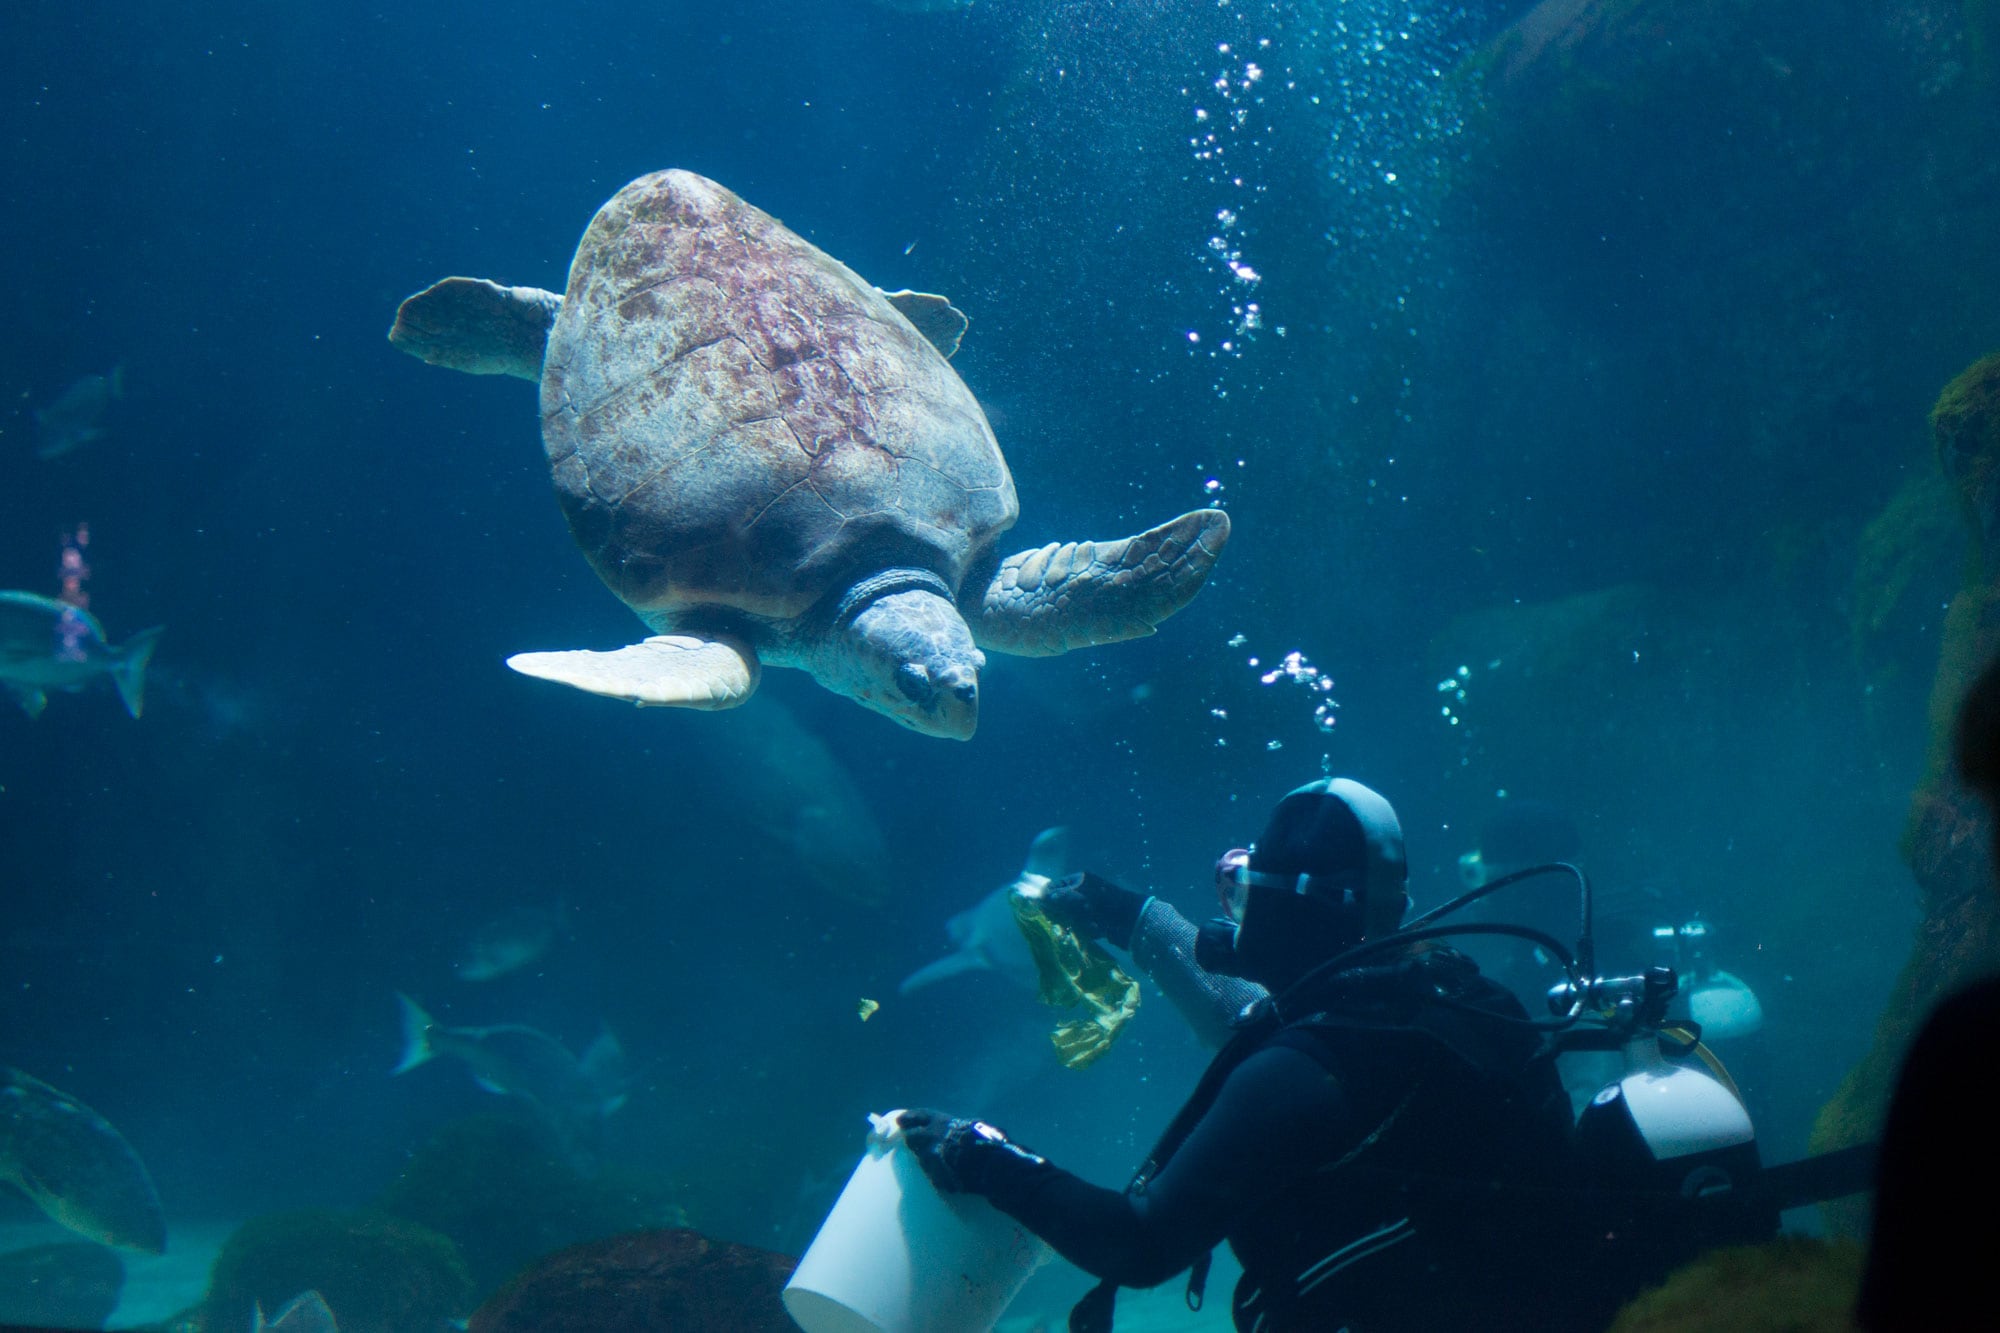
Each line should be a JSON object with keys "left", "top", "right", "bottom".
{"left": 2, "top": 0, "right": 1990, "bottom": 1326}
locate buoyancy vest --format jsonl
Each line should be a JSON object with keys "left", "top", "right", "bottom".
{"left": 1082, "top": 948, "right": 1585, "bottom": 1333}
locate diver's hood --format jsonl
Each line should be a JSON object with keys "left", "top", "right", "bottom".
{"left": 1209, "top": 777, "right": 1411, "bottom": 991}
{"left": 1252, "top": 777, "right": 1408, "bottom": 932}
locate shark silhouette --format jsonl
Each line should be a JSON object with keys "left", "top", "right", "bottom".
{"left": 898, "top": 828, "right": 1069, "bottom": 994}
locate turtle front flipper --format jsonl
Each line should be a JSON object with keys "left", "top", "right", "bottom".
{"left": 968, "top": 509, "right": 1231, "bottom": 657}
{"left": 388, "top": 277, "right": 563, "bottom": 382}
{"left": 506, "top": 634, "right": 760, "bottom": 709}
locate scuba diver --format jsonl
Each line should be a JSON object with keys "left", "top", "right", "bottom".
{"left": 1456, "top": 800, "right": 1765, "bottom": 1124}
{"left": 898, "top": 777, "right": 1775, "bottom": 1332}
{"left": 1462, "top": 800, "right": 1764, "bottom": 1040}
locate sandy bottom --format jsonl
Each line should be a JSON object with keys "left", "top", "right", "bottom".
{"left": 0, "top": 1216, "right": 232, "bottom": 1330}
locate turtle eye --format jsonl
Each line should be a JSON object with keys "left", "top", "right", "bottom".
{"left": 895, "top": 662, "right": 933, "bottom": 703}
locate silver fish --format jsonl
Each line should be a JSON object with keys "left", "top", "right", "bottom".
{"left": 0, "top": 591, "right": 163, "bottom": 718}
{"left": 455, "top": 901, "right": 568, "bottom": 981}
{"left": 34, "top": 365, "right": 125, "bottom": 460}
{"left": 0, "top": 1067, "right": 166, "bottom": 1254}
{"left": 899, "top": 827, "right": 1068, "bottom": 994}
{"left": 393, "top": 994, "right": 627, "bottom": 1123}
{"left": 254, "top": 1290, "right": 340, "bottom": 1333}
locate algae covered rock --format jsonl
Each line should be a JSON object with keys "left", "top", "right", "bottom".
{"left": 374, "top": 1111, "right": 685, "bottom": 1296}
{"left": 200, "top": 1209, "right": 472, "bottom": 1333}
{"left": 1817, "top": 350, "right": 2000, "bottom": 1166}
{"left": 466, "top": 1228, "right": 796, "bottom": 1333}
{"left": 1606, "top": 1236, "right": 1862, "bottom": 1332}
{"left": 1933, "top": 351, "right": 2000, "bottom": 547}
{"left": 1849, "top": 470, "right": 1963, "bottom": 754}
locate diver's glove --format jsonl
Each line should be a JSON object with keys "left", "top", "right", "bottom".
{"left": 1040, "top": 871, "right": 1148, "bottom": 947}
{"left": 897, "top": 1108, "right": 1045, "bottom": 1196}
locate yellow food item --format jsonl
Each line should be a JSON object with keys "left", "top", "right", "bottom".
{"left": 1009, "top": 885, "right": 1140, "bottom": 1069}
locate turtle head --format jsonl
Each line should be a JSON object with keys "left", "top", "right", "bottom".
{"left": 832, "top": 578, "right": 985, "bottom": 740}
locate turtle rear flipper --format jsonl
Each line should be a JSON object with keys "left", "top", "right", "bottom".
{"left": 506, "top": 634, "right": 760, "bottom": 708}
{"left": 879, "top": 289, "right": 969, "bottom": 359}
{"left": 968, "top": 509, "right": 1231, "bottom": 658}
{"left": 388, "top": 277, "right": 563, "bottom": 382}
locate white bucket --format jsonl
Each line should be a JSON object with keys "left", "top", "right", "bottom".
{"left": 784, "top": 1111, "right": 1050, "bottom": 1333}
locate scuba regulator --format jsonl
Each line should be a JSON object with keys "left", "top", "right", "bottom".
{"left": 1546, "top": 964, "right": 1760, "bottom": 1206}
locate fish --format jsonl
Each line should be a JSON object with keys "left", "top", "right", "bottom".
{"left": 0, "top": 1066, "right": 167, "bottom": 1254}
{"left": 253, "top": 1289, "right": 340, "bottom": 1333}
{"left": 455, "top": 901, "right": 568, "bottom": 981}
{"left": 393, "top": 994, "right": 627, "bottom": 1124}
{"left": 0, "top": 590, "right": 163, "bottom": 719}
{"left": 898, "top": 827, "right": 1068, "bottom": 994}
{"left": 34, "top": 365, "right": 125, "bottom": 460}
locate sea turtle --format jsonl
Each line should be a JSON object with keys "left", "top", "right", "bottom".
{"left": 388, "top": 169, "right": 1229, "bottom": 738}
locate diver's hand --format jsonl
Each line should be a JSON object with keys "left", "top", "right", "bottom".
{"left": 896, "top": 1108, "right": 1042, "bottom": 1196}
{"left": 1040, "top": 871, "right": 1147, "bottom": 946}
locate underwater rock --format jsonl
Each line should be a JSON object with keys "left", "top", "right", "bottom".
{"left": 1816, "top": 351, "right": 2000, "bottom": 1177}
{"left": 375, "top": 1112, "right": 685, "bottom": 1296}
{"left": 1605, "top": 1236, "right": 1863, "bottom": 1332}
{"left": 0, "top": 1241, "right": 124, "bottom": 1329}
{"left": 1850, "top": 470, "right": 1965, "bottom": 764}
{"left": 1467, "top": 0, "right": 1975, "bottom": 218}
{"left": 1932, "top": 350, "right": 2000, "bottom": 545}
{"left": 465, "top": 1228, "right": 796, "bottom": 1333}
{"left": 1427, "top": 582, "right": 1699, "bottom": 847}
{"left": 200, "top": 1209, "right": 472, "bottom": 1333}
{"left": 1446, "top": 0, "right": 1996, "bottom": 594}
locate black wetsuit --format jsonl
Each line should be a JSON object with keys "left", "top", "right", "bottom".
{"left": 971, "top": 945, "right": 1602, "bottom": 1332}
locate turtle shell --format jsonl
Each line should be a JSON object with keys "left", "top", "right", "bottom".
{"left": 539, "top": 170, "right": 1017, "bottom": 623}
